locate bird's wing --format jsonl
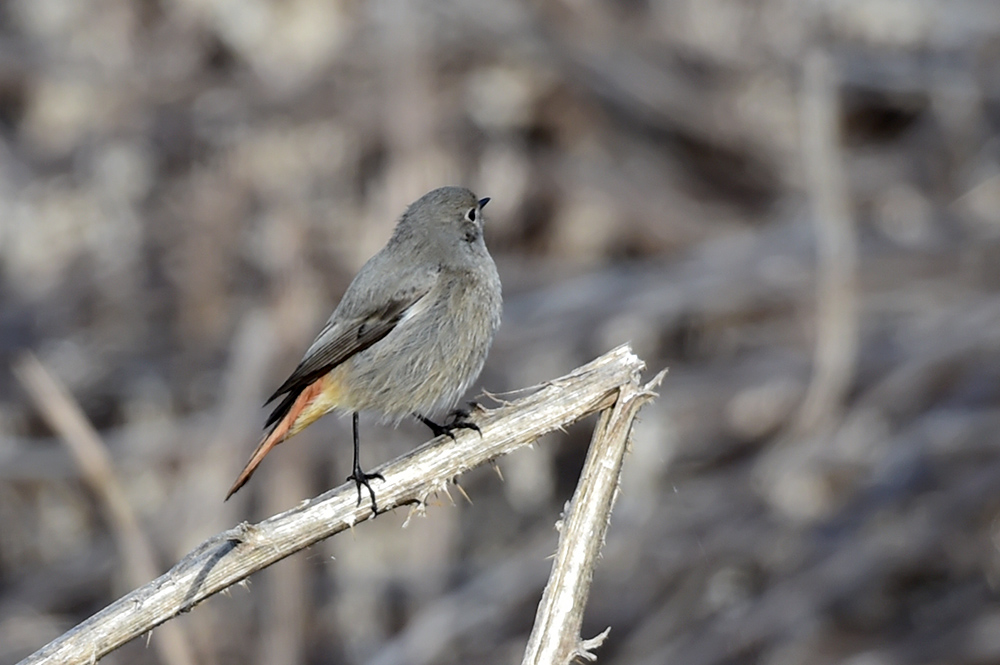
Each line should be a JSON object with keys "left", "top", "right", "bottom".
{"left": 262, "top": 279, "right": 435, "bottom": 428}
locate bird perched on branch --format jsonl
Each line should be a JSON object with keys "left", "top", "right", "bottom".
{"left": 226, "top": 187, "right": 502, "bottom": 513}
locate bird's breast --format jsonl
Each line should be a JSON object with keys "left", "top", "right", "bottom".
{"left": 342, "top": 265, "right": 501, "bottom": 420}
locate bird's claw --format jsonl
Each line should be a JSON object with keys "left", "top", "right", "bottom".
{"left": 417, "top": 410, "right": 482, "bottom": 440}
{"left": 347, "top": 468, "right": 384, "bottom": 513}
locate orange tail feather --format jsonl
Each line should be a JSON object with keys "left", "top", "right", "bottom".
{"left": 225, "top": 379, "right": 326, "bottom": 500}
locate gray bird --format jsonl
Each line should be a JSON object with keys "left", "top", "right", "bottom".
{"left": 226, "top": 187, "right": 503, "bottom": 512}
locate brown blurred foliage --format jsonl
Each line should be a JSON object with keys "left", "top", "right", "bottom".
{"left": 3, "top": 1, "right": 1000, "bottom": 664}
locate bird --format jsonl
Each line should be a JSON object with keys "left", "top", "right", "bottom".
{"left": 226, "top": 186, "right": 503, "bottom": 513}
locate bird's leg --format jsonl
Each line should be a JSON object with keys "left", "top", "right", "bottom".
{"left": 346, "top": 412, "right": 384, "bottom": 513}
{"left": 415, "top": 402, "right": 482, "bottom": 440}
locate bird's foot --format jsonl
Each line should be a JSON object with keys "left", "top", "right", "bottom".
{"left": 347, "top": 466, "right": 385, "bottom": 514}
{"left": 416, "top": 404, "right": 482, "bottom": 440}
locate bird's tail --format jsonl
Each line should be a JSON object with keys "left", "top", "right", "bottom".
{"left": 225, "top": 423, "right": 288, "bottom": 500}
{"left": 225, "top": 377, "right": 330, "bottom": 500}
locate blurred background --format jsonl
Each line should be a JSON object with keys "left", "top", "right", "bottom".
{"left": 3, "top": 0, "right": 1000, "bottom": 663}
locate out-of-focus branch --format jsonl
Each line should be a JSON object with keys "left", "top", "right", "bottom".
{"left": 13, "top": 354, "right": 197, "bottom": 665}
{"left": 794, "top": 49, "right": 860, "bottom": 434}
{"left": 521, "top": 369, "right": 666, "bottom": 665}
{"left": 16, "top": 345, "right": 646, "bottom": 665}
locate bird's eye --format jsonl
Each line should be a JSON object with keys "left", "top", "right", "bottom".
{"left": 466, "top": 207, "right": 478, "bottom": 223}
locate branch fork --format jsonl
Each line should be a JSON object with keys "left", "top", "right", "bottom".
{"left": 17, "top": 345, "right": 663, "bottom": 665}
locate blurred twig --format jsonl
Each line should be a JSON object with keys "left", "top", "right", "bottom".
{"left": 16, "top": 345, "right": 648, "bottom": 665}
{"left": 521, "top": 369, "right": 665, "bottom": 665}
{"left": 13, "top": 354, "right": 197, "bottom": 665}
{"left": 794, "top": 50, "right": 859, "bottom": 434}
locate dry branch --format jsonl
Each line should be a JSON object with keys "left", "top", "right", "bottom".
{"left": 522, "top": 370, "right": 666, "bottom": 665}
{"left": 17, "top": 345, "right": 647, "bottom": 665}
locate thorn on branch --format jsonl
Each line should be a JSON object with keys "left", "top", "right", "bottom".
{"left": 452, "top": 479, "right": 473, "bottom": 505}
{"left": 573, "top": 627, "right": 611, "bottom": 662}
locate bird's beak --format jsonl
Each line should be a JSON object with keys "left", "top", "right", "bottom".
{"left": 478, "top": 197, "right": 491, "bottom": 209}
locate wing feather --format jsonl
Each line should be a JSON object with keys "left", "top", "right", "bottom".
{"left": 262, "top": 283, "right": 433, "bottom": 429}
